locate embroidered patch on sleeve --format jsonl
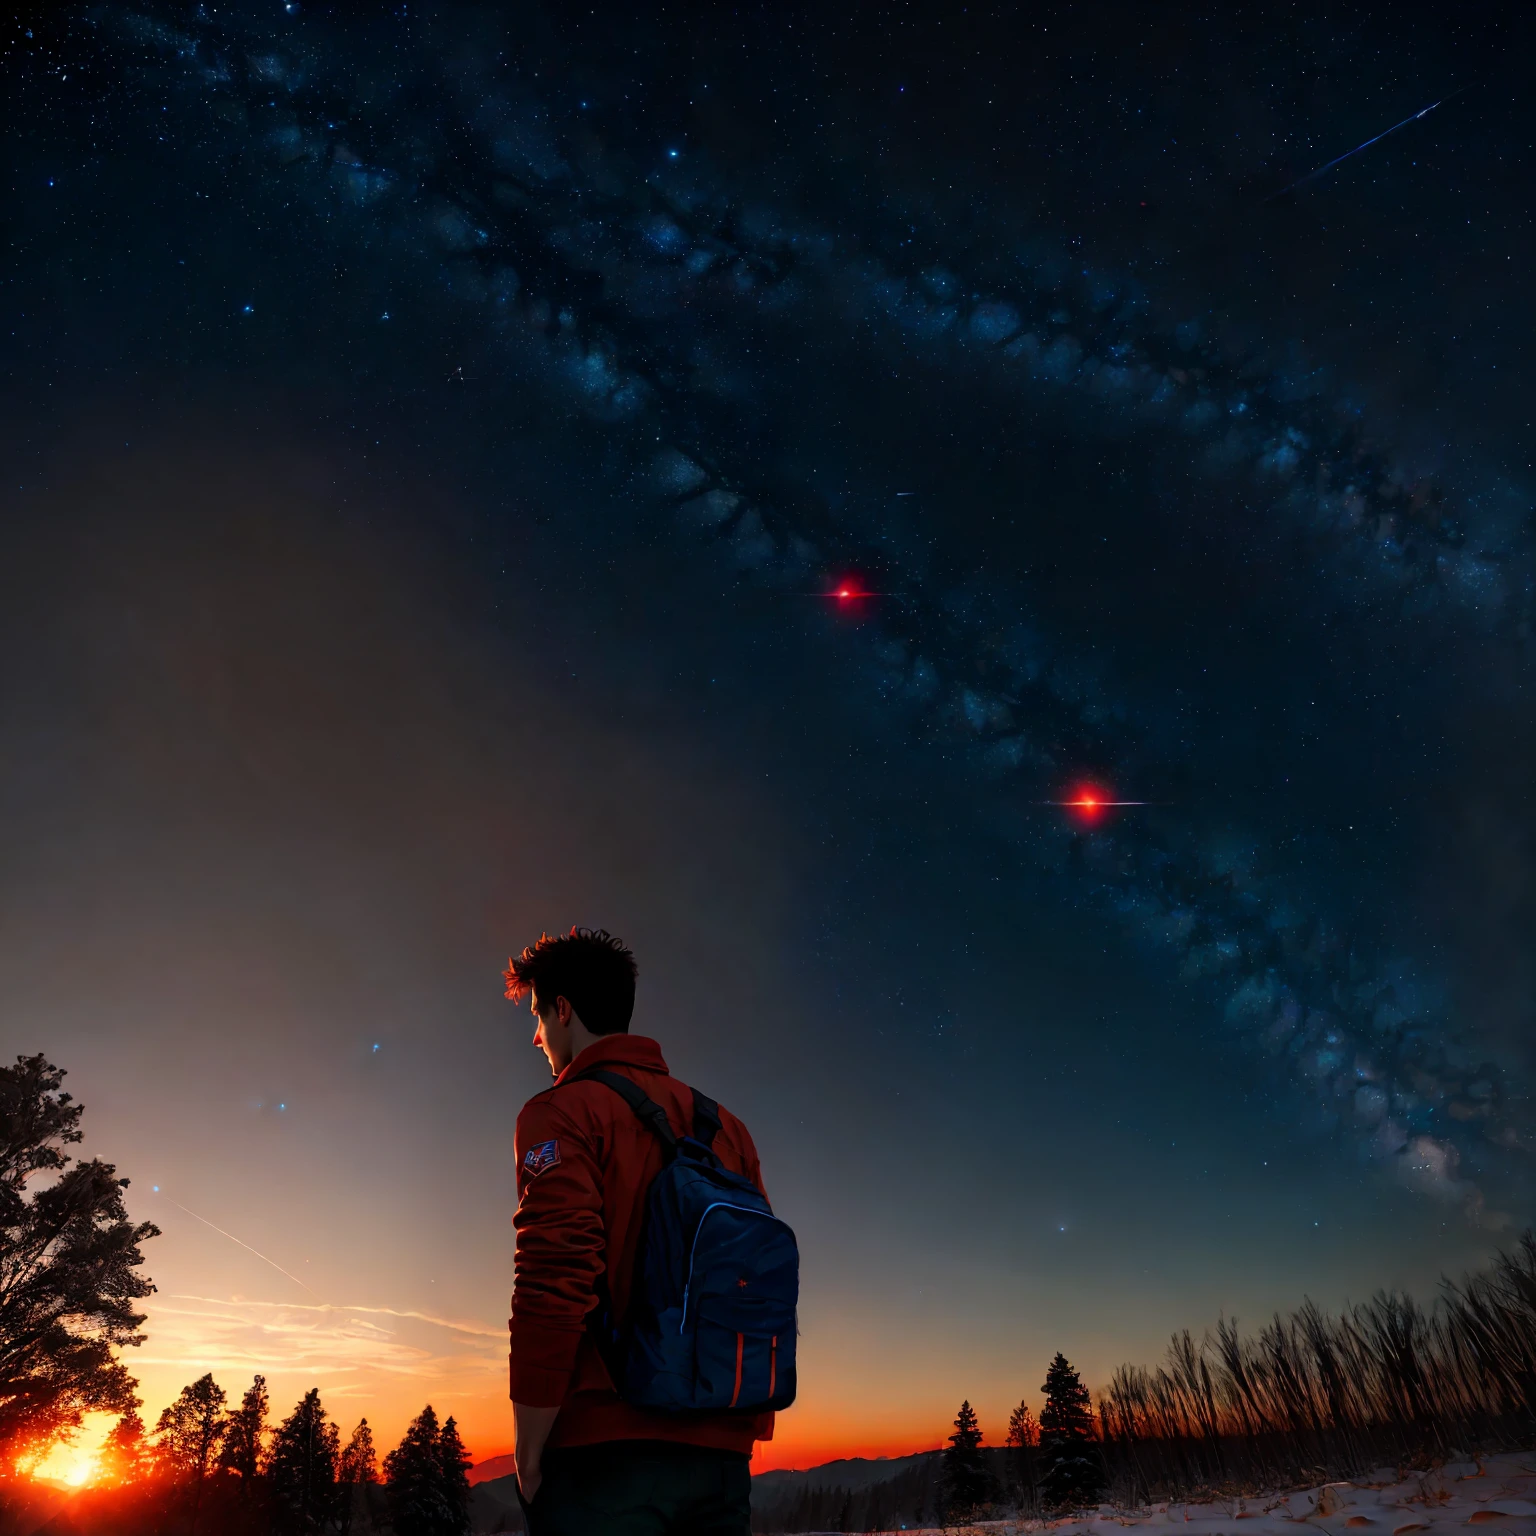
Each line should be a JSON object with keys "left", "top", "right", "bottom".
{"left": 522, "top": 1138, "right": 561, "bottom": 1178}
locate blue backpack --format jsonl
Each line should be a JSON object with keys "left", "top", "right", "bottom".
{"left": 573, "top": 1068, "right": 798, "bottom": 1415}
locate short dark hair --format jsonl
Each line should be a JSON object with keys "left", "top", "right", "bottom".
{"left": 503, "top": 928, "right": 638, "bottom": 1035}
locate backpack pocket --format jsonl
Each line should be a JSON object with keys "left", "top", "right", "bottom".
{"left": 694, "top": 1316, "right": 792, "bottom": 1410}
{"left": 681, "top": 1204, "right": 799, "bottom": 1412}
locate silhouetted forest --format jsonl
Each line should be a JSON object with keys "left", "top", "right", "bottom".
{"left": 749, "top": 1238, "right": 1536, "bottom": 1531}
{"left": 1099, "top": 1235, "right": 1536, "bottom": 1502}
{"left": 1, "top": 1383, "right": 475, "bottom": 1536}
{"left": 1, "top": 1056, "right": 477, "bottom": 1533}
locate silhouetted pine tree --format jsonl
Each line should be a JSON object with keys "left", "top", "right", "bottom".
{"left": 438, "top": 1415, "right": 472, "bottom": 1536}
{"left": 340, "top": 1417, "right": 378, "bottom": 1485}
{"left": 337, "top": 1417, "right": 379, "bottom": 1536}
{"left": 98, "top": 1409, "right": 148, "bottom": 1485}
{"left": 0, "top": 1056, "right": 158, "bottom": 1467}
{"left": 941, "top": 1398, "right": 996, "bottom": 1518}
{"left": 1040, "top": 1352, "right": 1105, "bottom": 1510}
{"left": 218, "top": 1373, "right": 268, "bottom": 1485}
{"left": 787, "top": 1485, "right": 811, "bottom": 1531}
{"left": 265, "top": 1388, "right": 340, "bottom": 1534}
{"left": 866, "top": 1477, "right": 896, "bottom": 1533}
{"left": 384, "top": 1404, "right": 454, "bottom": 1536}
{"left": 155, "top": 1373, "right": 228, "bottom": 1534}
{"left": 1007, "top": 1399, "right": 1041, "bottom": 1514}
{"left": 156, "top": 1373, "right": 227, "bottom": 1483}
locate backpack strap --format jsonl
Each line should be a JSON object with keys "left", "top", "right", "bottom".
{"left": 690, "top": 1088, "right": 722, "bottom": 1149}
{"left": 573, "top": 1068, "right": 678, "bottom": 1154}
{"left": 569, "top": 1069, "right": 722, "bottom": 1153}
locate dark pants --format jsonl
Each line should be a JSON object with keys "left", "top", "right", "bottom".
{"left": 521, "top": 1440, "right": 752, "bottom": 1536}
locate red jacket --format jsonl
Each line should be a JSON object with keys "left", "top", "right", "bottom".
{"left": 509, "top": 1033, "right": 774, "bottom": 1452}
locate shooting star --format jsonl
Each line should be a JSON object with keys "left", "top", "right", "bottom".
{"left": 1038, "top": 797, "right": 1148, "bottom": 807}
{"left": 1268, "top": 88, "right": 1464, "bottom": 200}
{"left": 164, "top": 1196, "right": 322, "bottom": 1299}
{"left": 1035, "top": 788, "right": 1154, "bottom": 819}
{"left": 793, "top": 582, "right": 893, "bottom": 600}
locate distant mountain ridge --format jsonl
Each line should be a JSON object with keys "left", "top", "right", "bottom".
{"left": 469, "top": 1452, "right": 518, "bottom": 1486}
{"left": 751, "top": 1449, "right": 961, "bottom": 1533}
{"left": 470, "top": 1448, "right": 937, "bottom": 1490}
{"left": 467, "top": 1446, "right": 951, "bottom": 1533}
{"left": 751, "top": 1450, "right": 936, "bottom": 1494}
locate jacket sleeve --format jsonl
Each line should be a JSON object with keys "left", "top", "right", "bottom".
{"left": 508, "top": 1094, "right": 605, "bottom": 1406}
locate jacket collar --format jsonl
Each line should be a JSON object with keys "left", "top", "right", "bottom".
{"left": 555, "top": 1033, "right": 669, "bottom": 1087}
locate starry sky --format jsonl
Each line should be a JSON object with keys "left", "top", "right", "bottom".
{"left": 3, "top": 0, "right": 1535, "bottom": 1474}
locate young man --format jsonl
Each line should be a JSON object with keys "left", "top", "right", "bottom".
{"left": 504, "top": 928, "right": 774, "bottom": 1536}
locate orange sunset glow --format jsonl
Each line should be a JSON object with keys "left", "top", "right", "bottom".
{"left": 117, "top": 1289, "right": 1007, "bottom": 1473}
{"left": 28, "top": 1420, "right": 110, "bottom": 1488}
{"left": 107, "top": 1266, "right": 1137, "bottom": 1477}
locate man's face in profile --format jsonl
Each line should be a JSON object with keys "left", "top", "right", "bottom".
{"left": 530, "top": 990, "right": 574, "bottom": 1076}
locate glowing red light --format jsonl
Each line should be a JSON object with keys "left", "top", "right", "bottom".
{"left": 1065, "top": 784, "right": 1109, "bottom": 819}
{"left": 838, "top": 586, "right": 852, "bottom": 599}
{"left": 1038, "top": 783, "right": 1147, "bottom": 815}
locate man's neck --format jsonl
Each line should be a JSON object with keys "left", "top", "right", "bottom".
{"left": 564, "top": 1019, "right": 606, "bottom": 1069}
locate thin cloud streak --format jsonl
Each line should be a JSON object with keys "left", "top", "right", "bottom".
{"left": 171, "top": 1294, "right": 506, "bottom": 1339}
{"left": 139, "top": 1295, "right": 505, "bottom": 1386}
{"left": 166, "top": 1200, "right": 323, "bottom": 1299}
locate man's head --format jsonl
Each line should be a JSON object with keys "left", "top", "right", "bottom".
{"left": 503, "top": 927, "right": 638, "bottom": 1076}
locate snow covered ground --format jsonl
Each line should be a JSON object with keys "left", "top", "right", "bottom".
{"left": 888, "top": 1452, "right": 1536, "bottom": 1536}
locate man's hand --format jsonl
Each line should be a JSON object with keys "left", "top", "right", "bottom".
{"left": 513, "top": 1402, "right": 561, "bottom": 1505}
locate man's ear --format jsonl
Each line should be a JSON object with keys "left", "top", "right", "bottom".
{"left": 555, "top": 996, "right": 574, "bottom": 1027}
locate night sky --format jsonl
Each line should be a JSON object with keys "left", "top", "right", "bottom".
{"left": 4, "top": 0, "right": 1534, "bottom": 1474}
